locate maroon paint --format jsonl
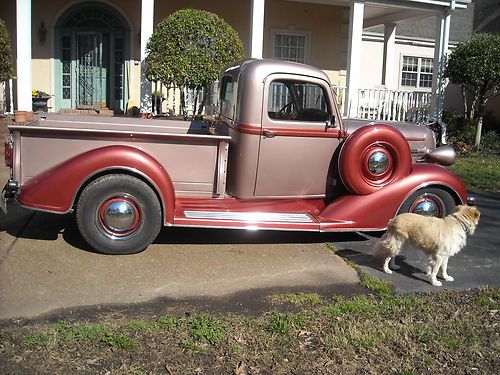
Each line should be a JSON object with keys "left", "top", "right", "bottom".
{"left": 17, "top": 145, "right": 176, "bottom": 224}
{"left": 236, "top": 122, "right": 346, "bottom": 138}
{"left": 339, "top": 124, "right": 412, "bottom": 195}
{"left": 319, "top": 163, "right": 467, "bottom": 230}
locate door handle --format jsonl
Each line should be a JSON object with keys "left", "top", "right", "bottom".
{"left": 262, "top": 129, "right": 277, "bottom": 138}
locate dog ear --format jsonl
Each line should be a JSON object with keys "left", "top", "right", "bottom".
{"left": 472, "top": 207, "right": 481, "bottom": 219}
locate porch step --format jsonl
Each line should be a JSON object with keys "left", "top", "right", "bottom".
{"left": 59, "top": 108, "right": 123, "bottom": 117}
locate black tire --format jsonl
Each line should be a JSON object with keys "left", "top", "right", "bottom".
{"left": 76, "top": 174, "right": 162, "bottom": 254}
{"left": 398, "top": 187, "right": 456, "bottom": 218}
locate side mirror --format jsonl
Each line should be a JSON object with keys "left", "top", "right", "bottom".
{"left": 325, "top": 114, "right": 336, "bottom": 129}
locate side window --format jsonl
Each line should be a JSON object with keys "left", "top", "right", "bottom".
{"left": 219, "top": 75, "right": 235, "bottom": 120}
{"left": 268, "top": 80, "right": 330, "bottom": 122}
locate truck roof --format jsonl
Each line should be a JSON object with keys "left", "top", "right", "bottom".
{"left": 223, "top": 58, "right": 332, "bottom": 85}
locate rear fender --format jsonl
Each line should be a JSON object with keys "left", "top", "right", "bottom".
{"left": 17, "top": 146, "right": 175, "bottom": 224}
{"left": 319, "top": 163, "right": 467, "bottom": 231}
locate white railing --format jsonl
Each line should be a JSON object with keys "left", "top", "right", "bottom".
{"left": 151, "top": 81, "right": 219, "bottom": 117}
{"left": 357, "top": 88, "right": 431, "bottom": 123}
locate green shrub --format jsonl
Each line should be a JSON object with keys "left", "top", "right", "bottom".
{"left": 444, "top": 112, "right": 500, "bottom": 155}
{"left": 0, "top": 19, "right": 14, "bottom": 81}
{"left": 145, "top": 9, "right": 245, "bottom": 115}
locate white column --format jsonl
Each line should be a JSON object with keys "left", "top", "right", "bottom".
{"left": 140, "top": 0, "right": 154, "bottom": 114}
{"left": 16, "top": 0, "right": 32, "bottom": 113}
{"left": 250, "top": 0, "right": 265, "bottom": 58}
{"left": 430, "top": 9, "right": 451, "bottom": 128}
{"left": 382, "top": 23, "right": 396, "bottom": 87}
{"left": 345, "top": 0, "right": 364, "bottom": 118}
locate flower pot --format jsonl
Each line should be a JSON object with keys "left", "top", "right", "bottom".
{"left": 14, "top": 110, "right": 27, "bottom": 122}
{"left": 32, "top": 96, "right": 51, "bottom": 112}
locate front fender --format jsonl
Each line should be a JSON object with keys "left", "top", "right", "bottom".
{"left": 17, "top": 146, "right": 176, "bottom": 224}
{"left": 319, "top": 163, "right": 467, "bottom": 231}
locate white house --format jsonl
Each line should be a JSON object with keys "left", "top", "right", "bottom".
{"left": 1, "top": 0, "right": 472, "bottom": 123}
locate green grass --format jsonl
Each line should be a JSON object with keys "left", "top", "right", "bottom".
{"left": 266, "top": 310, "right": 307, "bottom": 335}
{"left": 450, "top": 154, "right": 500, "bottom": 191}
{"left": 182, "top": 314, "right": 228, "bottom": 346}
{"left": 270, "top": 292, "right": 323, "bottom": 306}
{"left": 5, "top": 288, "right": 498, "bottom": 374}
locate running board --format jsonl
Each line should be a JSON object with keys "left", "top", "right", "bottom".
{"left": 173, "top": 197, "right": 325, "bottom": 231}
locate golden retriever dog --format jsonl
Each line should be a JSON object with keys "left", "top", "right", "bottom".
{"left": 373, "top": 205, "right": 480, "bottom": 286}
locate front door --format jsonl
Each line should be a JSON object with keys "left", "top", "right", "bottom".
{"left": 76, "top": 33, "right": 106, "bottom": 109}
{"left": 254, "top": 74, "right": 341, "bottom": 197}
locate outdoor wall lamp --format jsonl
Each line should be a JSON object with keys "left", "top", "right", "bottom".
{"left": 38, "top": 22, "right": 47, "bottom": 43}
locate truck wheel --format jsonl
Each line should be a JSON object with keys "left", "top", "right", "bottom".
{"left": 339, "top": 124, "right": 412, "bottom": 195}
{"left": 76, "top": 174, "right": 162, "bottom": 254}
{"left": 399, "top": 187, "right": 455, "bottom": 218}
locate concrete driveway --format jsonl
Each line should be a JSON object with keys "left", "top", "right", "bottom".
{"left": 0, "top": 200, "right": 364, "bottom": 320}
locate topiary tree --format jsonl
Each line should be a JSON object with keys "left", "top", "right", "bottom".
{"left": 445, "top": 33, "right": 500, "bottom": 147}
{"left": 145, "top": 9, "right": 245, "bottom": 117}
{"left": 0, "top": 19, "right": 14, "bottom": 82}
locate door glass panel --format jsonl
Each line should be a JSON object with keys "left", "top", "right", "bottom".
{"left": 61, "top": 35, "right": 72, "bottom": 100}
{"left": 114, "top": 35, "right": 124, "bottom": 105}
{"left": 77, "top": 33, "right": 102, "bottom": 109}
{"left": 268, "top": 80, "right": 329, "bottom": 122}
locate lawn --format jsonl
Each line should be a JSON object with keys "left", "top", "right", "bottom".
{"left": 0, "top": 288, "right": 498, "bottom": 374}
{"left": 450, "top": 153, "right": 500, "bottom": 191}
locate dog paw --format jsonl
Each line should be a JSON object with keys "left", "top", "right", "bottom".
{"left": 443, "top": 275, "right": 454, "bottom": 282}
{"left": 383, "top": 268, "right": 393, "bottom": 275}
{"left": 431, "top": 280, "right": 442, "bottom": 287}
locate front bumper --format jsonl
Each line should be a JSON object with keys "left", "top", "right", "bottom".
{"left": 467, "top": 195, "right": 476, "bottom": 206}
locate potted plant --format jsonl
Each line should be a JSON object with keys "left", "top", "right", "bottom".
{"left": 32, "top": 89, "right": 51, "bottom": 112}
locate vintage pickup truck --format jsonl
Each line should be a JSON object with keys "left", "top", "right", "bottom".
{"left": 2, "top": 59, "right": 469, "bottom": 254}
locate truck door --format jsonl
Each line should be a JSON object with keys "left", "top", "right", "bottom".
{"left": 254, "top": 74, "right": 342, "bottom": 197}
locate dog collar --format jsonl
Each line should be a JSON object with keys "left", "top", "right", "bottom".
{"left": 452, "top": 214, "right": 469, "bottom": 234}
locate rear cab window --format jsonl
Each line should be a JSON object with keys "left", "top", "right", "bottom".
{"left": 219, "top": 75, "right": 236, "bottom": 121}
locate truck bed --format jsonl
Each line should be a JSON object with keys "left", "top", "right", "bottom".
{"left": 9, "top": 115, "right": 230, "bottom": 197}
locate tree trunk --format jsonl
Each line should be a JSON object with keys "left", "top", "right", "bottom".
{"left": 198, "top": 86, "right": 208, "bottom": 115}
{"left": 461, "top": 85, "right": 468, "bottom": 119}
{"left": 180, "top": 90, "right": 187, "bottom": 118}
{"left": 193, "top": 89, "right": 199, "bottom": 119}
{"left": 475, "top": 116, "right": 483, "bottom": 148}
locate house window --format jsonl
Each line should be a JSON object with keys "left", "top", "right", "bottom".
{"left": 401, "top": 56, "right": 433, "bottom": 89}
{"left": 272, "top": 30, "right": 309, "bottom": 64}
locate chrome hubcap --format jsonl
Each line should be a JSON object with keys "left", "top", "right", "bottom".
{"left": 412, "top": 200, "right": 438, "bottom": 216}
{"left": 98, "top": 197, "right": 141, "bottom": 237}
{"left": 103, "top": 201, "right": 136, "bottom": 232}
{"left": 368, "top": 151, "right": 389, "bottom": 174}
{"left": 410, "top": 194, "right": 443, "bottom": 217}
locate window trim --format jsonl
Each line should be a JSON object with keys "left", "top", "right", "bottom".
{"left": 399, "top": 55, "right": 434, "bottom": 91}
{"left": 270, "top": 28, "right": 311, "bottom": 64}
